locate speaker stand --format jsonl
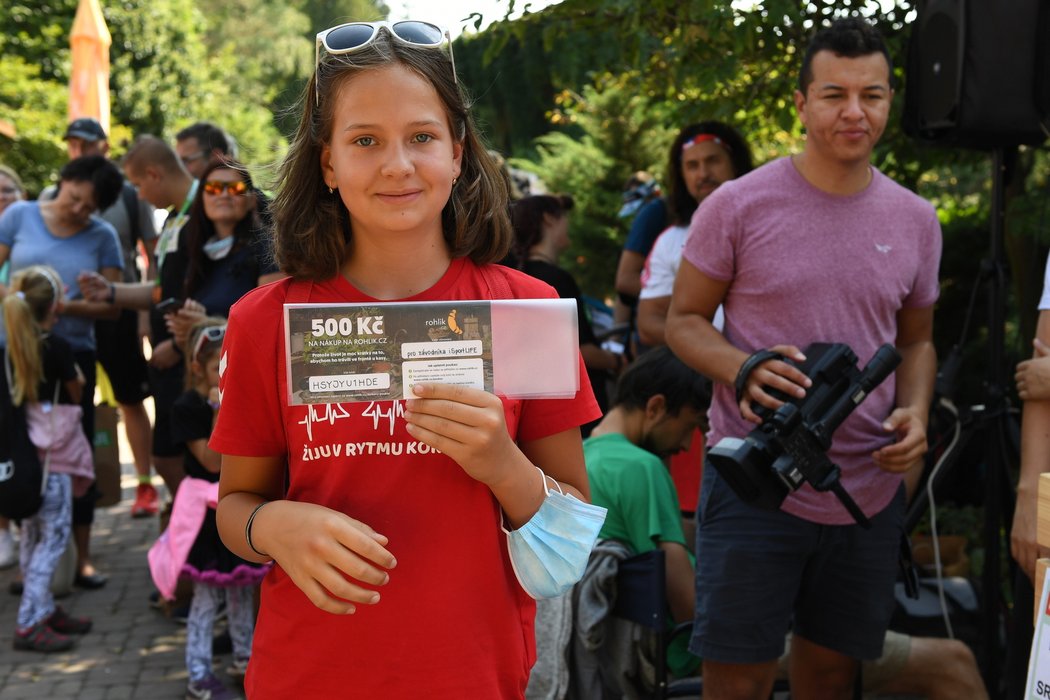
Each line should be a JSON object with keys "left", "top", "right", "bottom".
{"left": 902, "top": 147, "right": 1019, "bottom": 698}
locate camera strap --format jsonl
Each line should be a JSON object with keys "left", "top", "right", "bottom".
{"left": 734, "top": 349, "right": 785, "bottom": 404}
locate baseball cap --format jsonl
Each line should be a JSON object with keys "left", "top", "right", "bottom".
{"left": 64, "top": 117, "right": 107, "bottom": 142}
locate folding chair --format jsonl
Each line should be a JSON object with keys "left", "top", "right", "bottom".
{"left": 612, "top": 549, "right": 703, "bottom": 699}
{"left": 612, "top": 549, "right": 791, "bottom": 699}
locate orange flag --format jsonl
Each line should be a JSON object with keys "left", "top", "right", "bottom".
{"left": 68, "top": 0, "right": 112, "bottom": 134}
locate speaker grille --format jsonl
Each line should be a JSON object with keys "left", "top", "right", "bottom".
{"left": 918, "top": 11, "right": 962, "bottom": 128}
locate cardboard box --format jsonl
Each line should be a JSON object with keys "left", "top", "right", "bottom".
{"left": 1038, "top": 474, "right": 1050, "bottom": 549}
{"left": 93, "top": 404, "right": 122, "bottom": 507}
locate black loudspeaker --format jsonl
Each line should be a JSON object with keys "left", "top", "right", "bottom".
{"left": 903, "top": 0, "right": 1050, "bottom": 149}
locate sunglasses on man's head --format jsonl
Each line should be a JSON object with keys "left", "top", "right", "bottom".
{"left": 202, "top": 180, "right": 248, "bottom": 196}
{"left": 192, "top": 325, "right": 227, "bottom": 364}
{"left": 314, "top": 21, "right": 456, "bottom": 105}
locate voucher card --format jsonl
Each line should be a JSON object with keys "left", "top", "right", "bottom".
{"left": 284, "top": 298, "right": 579, "bottom": 404}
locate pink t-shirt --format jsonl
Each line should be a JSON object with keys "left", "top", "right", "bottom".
{"left": 682, "top": 157, "right": 942, "bottom": 524}
{"left": 210, "top": 259, "right": 600, "bottom": 699}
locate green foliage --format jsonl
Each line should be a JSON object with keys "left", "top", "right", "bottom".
{"left": 294, "top": 0, "right": 388, "bottom": 31}
{"left": 0, "top": 0, "right": 386, "bottom": 197}
{"left": 0, "top": 56, "right": 69, "bottom": 195}
{"left": 511, "top": 74, "right": 675, "bottom": 297}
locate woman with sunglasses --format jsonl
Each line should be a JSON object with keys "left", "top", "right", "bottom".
{"left": 0, "top": 155, "right": 124, "bottom": 591}
{"left": 210, "top": 21, "right": 599, "bottom": 699}
{"left": 164, "top": 160, "right": 282, "bottom": 350}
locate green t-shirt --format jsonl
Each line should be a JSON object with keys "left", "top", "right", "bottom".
{"left": 583, "top": 432, "right": 699, "bottom": 677}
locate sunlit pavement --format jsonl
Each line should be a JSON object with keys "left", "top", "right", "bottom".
{"left": 0, "top": 414, "right": 193, "bottom": 699}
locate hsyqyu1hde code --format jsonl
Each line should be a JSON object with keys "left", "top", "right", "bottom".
{"left": 311, "top": 316, "right": 384, "bottom": 337}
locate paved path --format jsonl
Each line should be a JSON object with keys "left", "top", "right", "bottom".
{"left": 0, "top": 449, "right": 231, "bottom": 698}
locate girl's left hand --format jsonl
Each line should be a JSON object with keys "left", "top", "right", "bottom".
{"left": 403, "top": 384, "right": 516, "bottom": 486}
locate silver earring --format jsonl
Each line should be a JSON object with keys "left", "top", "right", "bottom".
{"left": 451, "top": 177, "right": 458, "bottom": 186}
{"left": 327, "top": 185, "right": 334, "bottom": 194}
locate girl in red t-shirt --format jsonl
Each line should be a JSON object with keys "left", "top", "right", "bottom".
{"left": 210, "top": 21, "right": 599, "bottom": 699}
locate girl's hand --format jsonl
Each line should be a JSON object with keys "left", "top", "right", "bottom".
{"left": 253, "top": 500, "right": 396, "bottom": 615}
{"left": 403, "top": 384, "right": 517, "bottom": 486}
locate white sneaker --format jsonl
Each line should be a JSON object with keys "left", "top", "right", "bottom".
{"left": 0, "top": 529, "right": 16, "bottom": 570}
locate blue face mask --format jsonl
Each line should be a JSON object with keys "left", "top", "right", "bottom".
{"left": 503, "top": 467, "right": 607, "bottom": 599}
{"left": 203, "top": 234, "right": 234, "bottom": 261}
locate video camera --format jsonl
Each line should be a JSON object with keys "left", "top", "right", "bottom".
{"left": 707, "top": 342, "right": 901, "bottom": 527}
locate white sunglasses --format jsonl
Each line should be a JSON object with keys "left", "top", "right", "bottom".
{"left": 314, "top": 21, "right": 456, "bottom": 105}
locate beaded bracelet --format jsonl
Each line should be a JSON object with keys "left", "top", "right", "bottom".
{"left": 245, "top": 501, "right": 272, "bottom": 559}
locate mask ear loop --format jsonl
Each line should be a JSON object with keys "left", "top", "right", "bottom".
{"left": 500, "top": 466, "right": 561, "bottom": 535}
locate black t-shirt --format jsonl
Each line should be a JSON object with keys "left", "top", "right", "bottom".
{"left": 520, "top": 259, "right": 608, "bottom": 416}
{"left": 187, "top": 228, "right": 278, "bottom": 317}
{"left": 38, "top": 334, "right": 79, "bottom": 405}
{"left": 520, "top": 259, "right": 599, "bottom": 346}
{"left": 170, "top": 389, "right": 215, "bottom": 482}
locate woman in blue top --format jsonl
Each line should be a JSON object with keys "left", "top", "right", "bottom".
{"left": 0, "top": 154, "right": 124, "bottom": 589}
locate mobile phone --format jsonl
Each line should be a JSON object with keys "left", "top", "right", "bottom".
{"left": 155, "top": 297, "right": 183, "bottom": 315}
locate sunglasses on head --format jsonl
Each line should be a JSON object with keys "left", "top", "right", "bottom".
{"left": 203, "top": 180, "right": 248, "bottom": 196}
{"left": 192, "top": 325, "right": 226, "bottom": 364}
{"left": 314, "top": 21, "right": 456, "bottom": 105}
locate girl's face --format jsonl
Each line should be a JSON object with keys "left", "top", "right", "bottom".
{"left": 204, "top": 354, "right": 221, "bottom": 388}
{"left": 203, "top": 168, "right": 254, "bottom": 230}
{"left": 320, "top": 63, "right": 463, "bottom": 243}
{"left": 0, "top": 174, "right": 22, "bottom": 215}
{"left": 196, "top": 353, "right": 221, "bottom": 389}
{"left": 544, "top": 212, "right": 570, "bottom": 253}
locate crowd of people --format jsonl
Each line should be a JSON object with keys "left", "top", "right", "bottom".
{"left": 3, "top": 12, "right": 1047, "bottom": 700}
{"left": 0, "top": 117, "right": 279, "bottom": 698}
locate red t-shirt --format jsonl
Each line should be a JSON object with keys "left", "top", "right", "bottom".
{"left": 210, "top": 258, "right": 600, "bottom": 699}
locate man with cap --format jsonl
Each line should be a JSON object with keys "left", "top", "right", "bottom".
{"left": 46, "top": 118, "right": 162, "bottom": 536}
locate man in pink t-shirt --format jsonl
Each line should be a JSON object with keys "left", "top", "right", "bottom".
{"left": 666, "top": 18, "right": 941, "bottom": 700}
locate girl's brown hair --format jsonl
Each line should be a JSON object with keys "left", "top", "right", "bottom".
{"left": 507, "top": 194, "right": 574, "bottom": 270}
{"left": 272, "top": 29, "right": 511, "bottom": 281}
{"left": 2, "top": 266, "right": 62, "bottom": 405}
{"left": 184, "top": 317, "right": 228, "bottom": 390}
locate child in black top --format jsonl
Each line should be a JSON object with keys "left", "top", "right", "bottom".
{"left": 169, "top": 319, "right": 267, "bottom": 699}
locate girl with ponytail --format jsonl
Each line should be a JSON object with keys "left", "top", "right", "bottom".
{"left": 4, "top": 266, "right": 94, "bottom": 652}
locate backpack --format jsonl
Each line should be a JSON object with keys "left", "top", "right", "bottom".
{"left": 0, "top": 350, "right": 48, "bottom": 520}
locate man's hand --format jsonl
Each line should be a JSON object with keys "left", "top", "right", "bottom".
{"left": 1012, "top": 486, "right": 1047, "bottom": 583}
{"left": 1016, "top": 338, "right": 1050, "bottom": 401}
{"left": 738, "top": 344, "right": 812, "bottom": 424}
{"left": 872, "top": 407, "right": 928, "bottom": 473}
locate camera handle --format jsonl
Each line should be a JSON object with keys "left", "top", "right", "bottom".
{"left": 784, "top": 448, "right": 873, "bottom": 529}
{"left": 734, "top": 349, "right": 785, "bottom": 405}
